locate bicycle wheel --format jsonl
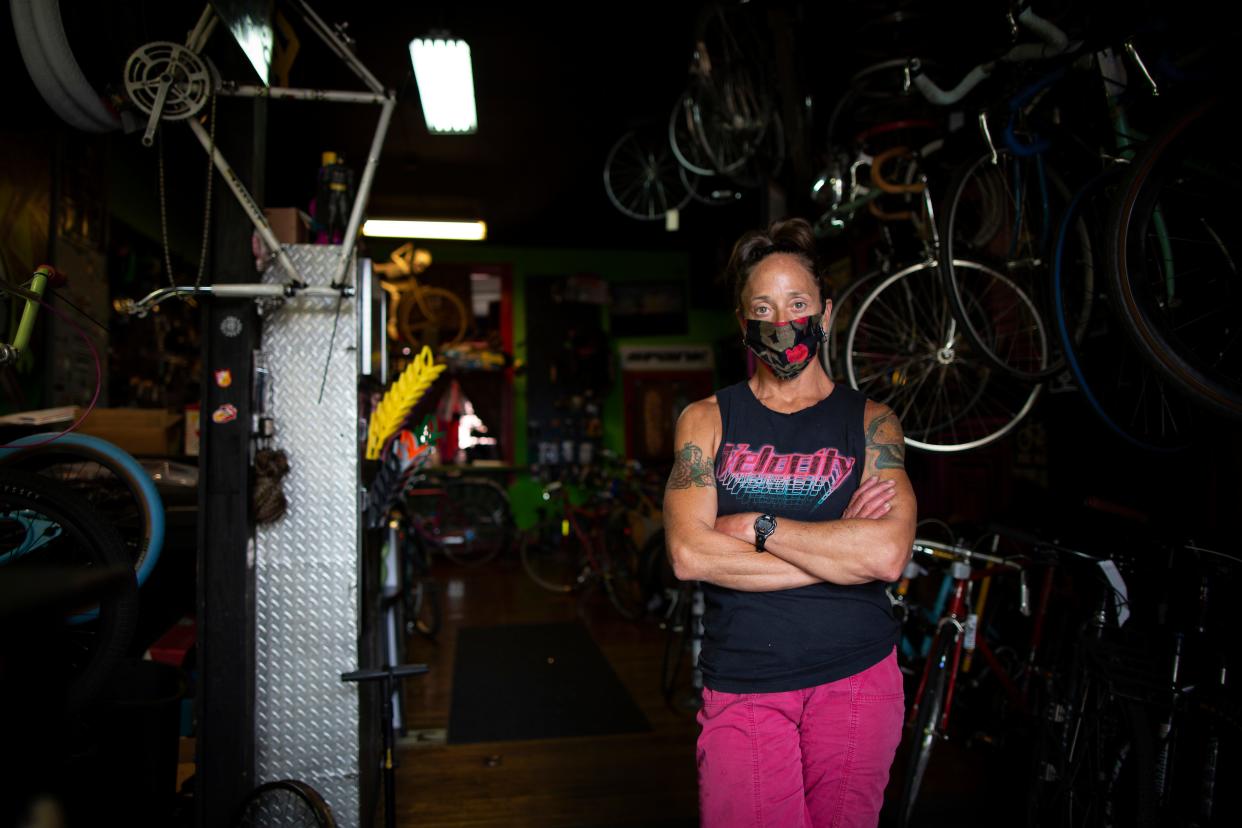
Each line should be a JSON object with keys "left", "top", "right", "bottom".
{"left": 897, "top": 629, "right": 957, "bottom": 828}
{"left": 659, "top": 583, "right": 694, "bottom": 706}
{"left": 1108, "top": 98, "right": 1242, "bottom": 421}
{"left": 437, "top": 477, "right": 513, "bottom": 567}
{"left": 822, "top": 269, "right": 882, "bottom": 380}
{"left": 1053, "top": 170, "right": 1198, "bottom": 452}
{"left": 398, "top": 531, "right": 441, "bottom": 638}
{"left": 519, "top": 518, "right": 581, "bottom": 593}
{"left": 0, "top": 432, "right": 165, "bottom": 590}
{"left": 602, "top": 517, "right": 645, "bottom": 620}
{"left": 396, "top": 286, "right": 468, "bottom": 351}
{"left": 939, "top": 150, "right": 1092, "bottom": 381}
{"left": 844, "top": 259, "right": 1044, "bottom": 452}
{"left": 0, "top": 469, "right": 138, "bottom": 712}
{"left": 232, "top": 779, "right": 337, "bottom": 827}
{"left": 604, "top": 125, "right": 694, "bottom": 221}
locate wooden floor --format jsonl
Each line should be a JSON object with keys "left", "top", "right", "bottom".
{"left": 391, "top": 552, "right": 701, "bottom": 828}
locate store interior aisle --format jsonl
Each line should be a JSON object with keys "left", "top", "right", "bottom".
{"left": 392, "top": 553, "right": 701, "bottom": 828}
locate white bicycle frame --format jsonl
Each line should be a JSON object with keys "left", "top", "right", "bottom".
{"left": 127, "top": 0, "right": 394, "bottom": 313}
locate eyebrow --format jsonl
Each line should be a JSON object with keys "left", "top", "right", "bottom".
{"left": 750, "top": 291, "right": 812, "bottom": 302}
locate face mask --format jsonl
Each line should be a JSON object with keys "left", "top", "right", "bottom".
{"left": 743, "top": 314, "right": 824, "bottom": 380}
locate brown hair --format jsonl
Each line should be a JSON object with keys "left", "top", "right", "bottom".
{"left": 725, "top": 217, "right": 826, "bottom": 316}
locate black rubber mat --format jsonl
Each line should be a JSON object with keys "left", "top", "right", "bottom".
{"left": 448, "top": 622, "right": 651, "bottom": 743}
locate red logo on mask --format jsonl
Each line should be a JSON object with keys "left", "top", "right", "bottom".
{"left": 785, "top": 343, "right": 809, "bottom": 364}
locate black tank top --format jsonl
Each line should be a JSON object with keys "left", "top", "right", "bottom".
{"left": 702, "top": 380, "right": 899, "bottom": 692}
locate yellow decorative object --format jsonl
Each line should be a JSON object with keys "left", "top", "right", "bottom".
{"left": 365, "top": 346, "right": 447, "bottom": 459}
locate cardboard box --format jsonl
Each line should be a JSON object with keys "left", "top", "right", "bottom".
{"left": 76, "top": 407, "right": 184, "bottom": 457}
{"left": 264, "top": 208, "right": 311, "bottom": 244}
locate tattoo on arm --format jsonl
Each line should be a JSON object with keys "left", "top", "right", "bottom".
{"left": 865, "top": 411, "right": 906, "bottom": 470}
{"left": 667, "top": 442, "right": 716, "bottom": 489}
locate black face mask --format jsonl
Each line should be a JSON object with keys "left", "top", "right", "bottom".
{"left": 742, "top": 314, "right": 825, "bottom": 380}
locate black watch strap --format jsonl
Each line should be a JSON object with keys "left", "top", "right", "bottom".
{"left": 754, "top": 514, "right": 777, "bottom": 552}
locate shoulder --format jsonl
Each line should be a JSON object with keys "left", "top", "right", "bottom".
{"left": 863, "top": 399, "right": 903, "bottom": 437}
{"left": 676, "top": 395, "right": 720, "bottom": 433}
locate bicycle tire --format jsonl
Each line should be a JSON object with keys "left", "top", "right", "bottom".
{"left": 519, "top": 519, "right": 581, "bottom": 593}
{"left": 232, "top": 779, "right": 337, "bottom": 827}
{"left": 1052, "top": 169, "right": 1196, "bottom": 452}
{"left": 0, "top": 469, "right": 137, "bottom": 712}
{"left": 396, "top": 286, "right": 468, "bottom": 351}
{"left": 1108, "top": 98, "right": 1242, "bottom": 421}
{"left": 669, "top": 90, "right": 717, "bottom": 176}
{"left": 897, "top": 629, "right": 957, "bottom": 827}
{"left": 821, "top": 269, "right": 882, "bottom": 380}
{"left": 407, "top": 578, "right": 441, "bottom": 639}
{"left": 604, "top": 126, "right": 694, "bottom": 221}
{"left": 602, "top": 522, "right": 645, "bottom": 620}
{"left": 844, "top": 259, "right": 1043, "bottom": 452}
{"left": 437, "top": 477, "right": 513, "bottom": 567}
{"left": 0, "top": 432, "right": 165, "bottom": 591}
{"left": 939, "top": 150, "right": 1092, "bottom": 381}
{"left": 660, "top": 584, "right": 692, "bottom": 703}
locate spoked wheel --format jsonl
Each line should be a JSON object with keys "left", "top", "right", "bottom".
{"left": 939, "top": 151, "right": 1093, "bottom": 381}
{"left": 660, "top": 582, "right": 696, "bottom": 708}
{"left": 1053, "top": 170, "right": 1198, "bottom": 452}
{"left": 436, "top": 477, "right": 513, "bottom": 567}
{"left": 845, "top": 259, "right": 1044, "bottom": 452}
{"left": 0, "top": 433, "right": 165, "bottom": 594}
{"left": 822, "top": 269, "right": 882, "bottom": 379}
{"left": 519, "top": 519, "right": 582, "bottom": 593}
{"left": 397, "top": 286, "right": 469, "bottom": 352}
{"left": 897, "top": 630, "right": 957, "bottom": 827}
{"left": 1109, "top": 98, "right": 1242, "bottom": 421}
{"left": 0, "top": 470, "right": 138, "bottom": 712}
{"left": 604, "top": 125, "right": 695, "bottom": 221}
{"left": 602, "top": 521, "right": 645, "bottom": 620}
{"left": 232, "top": 779, "right": 337, "bottom": 827}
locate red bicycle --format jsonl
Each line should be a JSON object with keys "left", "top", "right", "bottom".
{"left": 895, "top": 535, "right": 1049, "bottom": 827}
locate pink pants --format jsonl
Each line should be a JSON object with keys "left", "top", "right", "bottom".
{"left": 696, "top": 649, "right": 905, "bottom": 828}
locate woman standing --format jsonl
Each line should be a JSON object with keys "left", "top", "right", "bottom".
{"left": 664, "top": 217, "right": 916, "bottom": 827}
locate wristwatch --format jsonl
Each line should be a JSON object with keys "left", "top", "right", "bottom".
{"left": 753, "top": 514, "right": 777, "bottom": 552}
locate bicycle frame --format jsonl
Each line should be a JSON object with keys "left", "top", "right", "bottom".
{"left": 906, "top": 540, "right": 1030, "bottom": 733}
{"left": 0, "top": 267, "right": 50, "bottom": 366}
{"left": 122, "top": 1, "right": 395, "bottom": 314}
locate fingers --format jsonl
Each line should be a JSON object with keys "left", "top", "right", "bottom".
{"left": 843, "top": 476, "right": 896, "bottom": 520}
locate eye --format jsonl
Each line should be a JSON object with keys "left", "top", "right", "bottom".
{"left": 792, "top": 300, "right": 808, "bottom": 311}
{"left": 752, "top": 304, "right": 770, "bottom": 316}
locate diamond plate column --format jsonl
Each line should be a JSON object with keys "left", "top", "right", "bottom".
{"left": 254, "top": 245, "right": 361, "bottom": 824}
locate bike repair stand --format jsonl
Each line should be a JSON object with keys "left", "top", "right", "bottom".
{"left": 340, "top": 664, "right": 430, "bottom": 828}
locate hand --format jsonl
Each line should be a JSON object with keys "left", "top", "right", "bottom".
{"left": 843, "top": 476, "right": 896, "bottom": 520}
{"left": 714, "top": 512, "right": 758, "bottom": 544}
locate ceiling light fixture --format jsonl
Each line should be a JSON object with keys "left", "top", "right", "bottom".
{"left": 361, "top": 219, "right": 487, "bottom": 241}
{"left": 409, "top": 35, "right": 478, "bottom": 134}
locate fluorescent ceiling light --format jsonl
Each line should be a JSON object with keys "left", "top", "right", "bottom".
{"left": 409, "top": 37, "right": 478, "bottom": 134}
{"left": 361, "top": 220, "right": 487, "bottom": 240}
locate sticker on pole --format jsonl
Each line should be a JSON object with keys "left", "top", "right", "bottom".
{"left": 212, "top": 404, "right": 239, "bottom": 424}
{"left": 214, "top": 369, "right": 233, "bottom": 388}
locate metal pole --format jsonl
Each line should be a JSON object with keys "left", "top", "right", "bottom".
{"left": 217, "top": 85, "right": 389, "bottom": 104}
{"left": 333, "top": 96, "right": 396, "bottom": 288}
{"left": 186, "top": 117, "right": 306, "bottom": 287}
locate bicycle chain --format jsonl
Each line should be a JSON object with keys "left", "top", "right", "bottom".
{"left": 158, "top": 90, "right": 216, "bottom": 302}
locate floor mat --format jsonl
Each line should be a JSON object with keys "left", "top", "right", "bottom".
{"left": 448, "top": 622, "right": 651, "bottom": 743}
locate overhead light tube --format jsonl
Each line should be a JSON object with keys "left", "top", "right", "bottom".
{"left": 361, "top": 219, "right": 487, "bottom": 240}
{"left": 409, "top": 36, "right": 478, "bottom": 134}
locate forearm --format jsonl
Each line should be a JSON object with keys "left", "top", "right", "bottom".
{"left": 765, "top": 516, "right": 909, "bottom": 585}
{"left": 667, "top": 525, "right": 822, "bottom": 591}
{"left": 719, "top": 511, "right": 912, "bottom": 585}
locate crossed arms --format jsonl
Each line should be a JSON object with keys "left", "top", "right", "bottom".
{"left": 662, "top": 397, "right": 916, "bottom": 591}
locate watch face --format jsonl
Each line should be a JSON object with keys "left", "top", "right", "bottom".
{"left": 756, "top": 515, "right": 776, "bottom": 535}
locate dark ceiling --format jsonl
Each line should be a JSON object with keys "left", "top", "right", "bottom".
{"left": 6, "top": 0, "right": 1229, "bottom": 255}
